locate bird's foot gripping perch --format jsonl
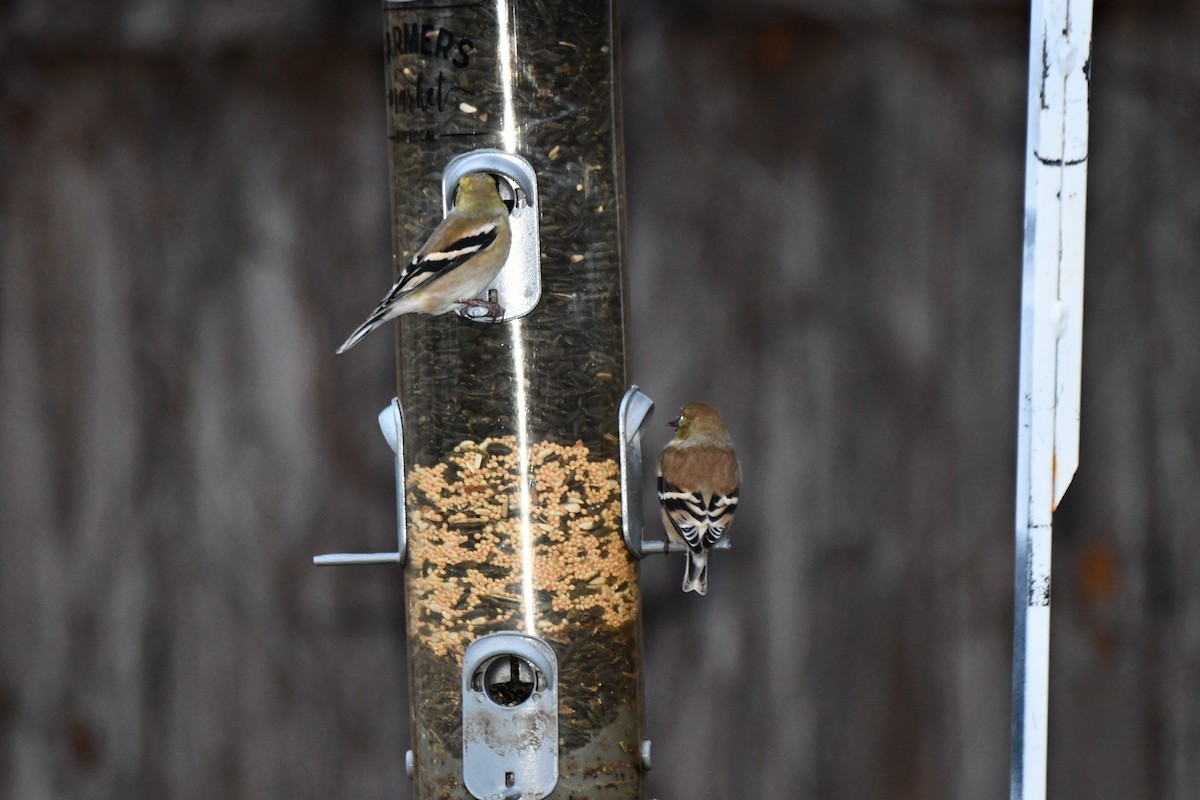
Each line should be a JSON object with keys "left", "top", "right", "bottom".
{"left": 457, "top": 293, "right": 505, "bottom": 322}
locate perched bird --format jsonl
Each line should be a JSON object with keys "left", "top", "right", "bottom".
{"left": 657, "top": 402, "right": 740, "bottom": 595}
{"left": 336, "top": 172, "right": 512, "bottom": 353}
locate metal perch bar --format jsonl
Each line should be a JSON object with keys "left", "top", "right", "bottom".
{"left": 313, "top": 398, "right": 408, "bottom": 567}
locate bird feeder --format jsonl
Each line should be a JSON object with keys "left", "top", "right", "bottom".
{"left": 320, "top": 2, "right": 649, "bottom": 799}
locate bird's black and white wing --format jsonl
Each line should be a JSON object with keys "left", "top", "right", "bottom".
{"left": 658, "top": 477, "right": 739, "bottom": 553}
{"left": 386, "top": 223, "right": 500, "bottom": 303}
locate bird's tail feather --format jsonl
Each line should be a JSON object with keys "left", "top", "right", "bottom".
{"left": 335, "top": 309, "right": 390, "bottom": 354}
{"left": 682, "top": 552, "right": 709, "bottom": 596}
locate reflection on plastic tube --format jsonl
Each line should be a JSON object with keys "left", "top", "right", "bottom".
{"left": 510, "top": 317, "right": 537, "bottom": 634}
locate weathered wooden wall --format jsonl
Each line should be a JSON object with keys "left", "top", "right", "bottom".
{"left": 2, "top": 2, "right": 1198, "bottom": 798}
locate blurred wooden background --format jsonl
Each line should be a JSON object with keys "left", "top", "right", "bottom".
{"left": 3, "top": 1, "right": 1200, "bottom": 798}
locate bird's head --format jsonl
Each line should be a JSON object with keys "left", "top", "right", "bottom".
{"left": 668, "top": 402, "right": 732, "bottom": 446}
{"left": 453, "top": 172, "right": 506, "bottom": 212}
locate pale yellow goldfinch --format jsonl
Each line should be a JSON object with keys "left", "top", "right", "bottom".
{"left": 336, "top": 172, "right": 512, "bottom": 354}
{"left": 657, "top": 403, "right": 741, "bottom": 595}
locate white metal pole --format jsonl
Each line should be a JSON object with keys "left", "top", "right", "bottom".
{"left": 1011, "top": 1, "right": 1093, "bottom": 799}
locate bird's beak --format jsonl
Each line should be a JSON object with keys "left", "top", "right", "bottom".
{"left": 667, "top": 417, "right": 680, "bottom": 430}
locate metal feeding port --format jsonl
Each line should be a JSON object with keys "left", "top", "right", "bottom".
{"left": 442, "top": 150, "right": 542, "bottom": 324}
{"left": 462, "top": 632, "right": 559, "bottom": 800}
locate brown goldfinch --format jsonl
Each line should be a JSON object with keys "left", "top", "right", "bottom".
{"left": 656, "top": 402, "right": 740, "bottom": 595}
{"left": 336, "top": 172, "right": 512, "bottom": 353}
